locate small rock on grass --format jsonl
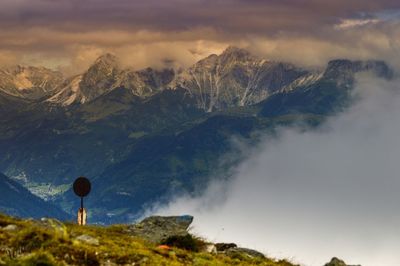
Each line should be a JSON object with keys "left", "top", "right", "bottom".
{"left": 75, "top": 234, "right": 100, "bottom": 246}
{"left": 2, "top": 224, "right": 18, "bottom": 231}
{"left": 225, "top": 247, "right": 266, "bottom": 259}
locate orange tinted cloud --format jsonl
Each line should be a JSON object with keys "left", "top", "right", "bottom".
{"left": 0, "top": 0, "right": 399, "bottom": 74}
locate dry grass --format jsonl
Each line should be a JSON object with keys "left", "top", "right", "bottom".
{"left": 0, "top": 213, "right": 298, "bottom": 266}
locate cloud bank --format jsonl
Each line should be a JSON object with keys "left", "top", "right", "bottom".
{"left": 0, "top": 1, "right": 400, "bottom": 74}
{"left": 147, "top": 75, "right": 400, "bottom": 266}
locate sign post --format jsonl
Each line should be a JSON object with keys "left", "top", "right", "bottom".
{"left": 73, "top": 177, "right": 91, "bottom": 225}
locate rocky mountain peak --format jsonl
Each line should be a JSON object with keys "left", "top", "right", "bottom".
{"left": 221, "top": 46, "right": 251, "bottom": 58}
{"left": 47, "top": 55, "right": 175, "bottom": 105}
{"left": 2, "top": 48, "right": 393, "bottom": 111}
{"left": 85, "top": 53, "right": 120, "bottom": 79}
{"left": 219, "top": 46, "right": 256, "bottom": 66}
{"left": 79, "top": 54, "right": 121, "bottom": 102}
{"left": 173, "top": 47, "right": 307, "bottom": 111}
{"left": 136, "top": 67, "right": 175, "bottom": 89}
{"left": 324, "top": 59, "right": 392, "bottom": 86}
{"left": 93, "top": 53, "right": 119, "bottom": 66}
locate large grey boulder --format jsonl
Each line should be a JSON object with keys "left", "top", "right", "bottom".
{"left": 125, "top": 215, "right": 193, "bottom": 243}
{"left": 225, "top": 247, "right": 265, "bottom": 259}
{"left": 324, "top": 257, "right": 361, "bottom": 266}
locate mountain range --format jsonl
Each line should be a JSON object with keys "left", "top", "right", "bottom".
{"left": 0, "top": 47, "right": 393, "bottom": 223}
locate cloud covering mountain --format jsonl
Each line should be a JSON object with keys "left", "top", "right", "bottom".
{"left": 148, "top": 75, "right": 400, "bottom": 266}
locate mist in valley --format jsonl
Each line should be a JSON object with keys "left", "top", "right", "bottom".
{"left": 148, "top": 75, "right": 400, "bottom": 266}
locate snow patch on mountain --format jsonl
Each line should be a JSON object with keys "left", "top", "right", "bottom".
{"left": 47, "top": 75, "right": 85, "bottom": 106}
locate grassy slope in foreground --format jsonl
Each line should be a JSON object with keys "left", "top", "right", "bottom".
{"left": 0, "top": 213, "right": 297, "bottom": 266}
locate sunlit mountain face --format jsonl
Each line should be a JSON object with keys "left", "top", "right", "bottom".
{"left": 1, "top": 1, "right": 400, "bottom": 266}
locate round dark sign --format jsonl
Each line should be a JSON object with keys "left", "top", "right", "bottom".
{"left": 73, "top": 177, "right": 91, "bottom": 197}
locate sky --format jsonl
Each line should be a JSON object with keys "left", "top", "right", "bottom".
{"left": 2, "top": 1, "right": 400, "bottom": 265}
{"left": 0, "top": 0, "right": 400, "bottom": 75}
{"left": 149, "top": 74, "right": 400, "bottom": 266}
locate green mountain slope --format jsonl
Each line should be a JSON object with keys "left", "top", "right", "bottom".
{"left": 0, "top": 173, "right": 68, "bottom": 220}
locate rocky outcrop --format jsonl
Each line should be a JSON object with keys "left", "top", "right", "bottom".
{"left": 75, "top": 234, "right": 100, "bottom": 246}
{"left": 125, "top": 215, "right": 269, "bottom": 260}
{"left": 324, "top": 257, "right": 361, "bottom": 266}
{"left": 225, "top": 247, "right": 266, "bottom": 259}
{"left": 214, "top": 242, "right": 266, "bottom": 259}
{"left": 215, "top": 242, "right": 237, "bottom": 251}
{"left": 125, "top": 215, "right": 194, "bottom": 243}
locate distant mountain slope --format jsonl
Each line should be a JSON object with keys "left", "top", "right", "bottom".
{"left": 0, "top": 47, "right": 394, "bottom": 223}
{"left": 0, "top": 66, "right": 63, "bottom": 100}
{"left": 0, "top": 172, "right": 69, "bottom": 220}
{"left": 173, "top": 47, "right": 309, "bottom": 111}
{"left": 259, "top": 59, "right": 393, "bottom": 117}
{"left": 0, "top": 47, "right": 392, "bottom": 113}
{"left": 47, "top": 54, "right": 175, "bottom": 106}
{"left": 0, "top": 47, "right": 310, "bottom": 110}
{"left": 0, "top": 90, "right": 31, "bottom": 115}
{"left": 81, "top": 115, "right": 282, "bottom": 223}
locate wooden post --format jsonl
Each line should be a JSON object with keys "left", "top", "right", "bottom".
{"left": 80, "top": 197, "right": 83, "bottom": 225}
{"left": 77, "top": 207, "right": 87, "bottom": 225}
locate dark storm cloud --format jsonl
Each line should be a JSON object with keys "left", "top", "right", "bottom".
{"left": 1, "top": 0, "right": 400, "bottom": 33}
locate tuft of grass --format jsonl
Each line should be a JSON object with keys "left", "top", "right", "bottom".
{"left": 161, "top": 234, "right": 207, "bottom": 252}
{"left": 5, "top": 251, "right": 60, "bottom": 266}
